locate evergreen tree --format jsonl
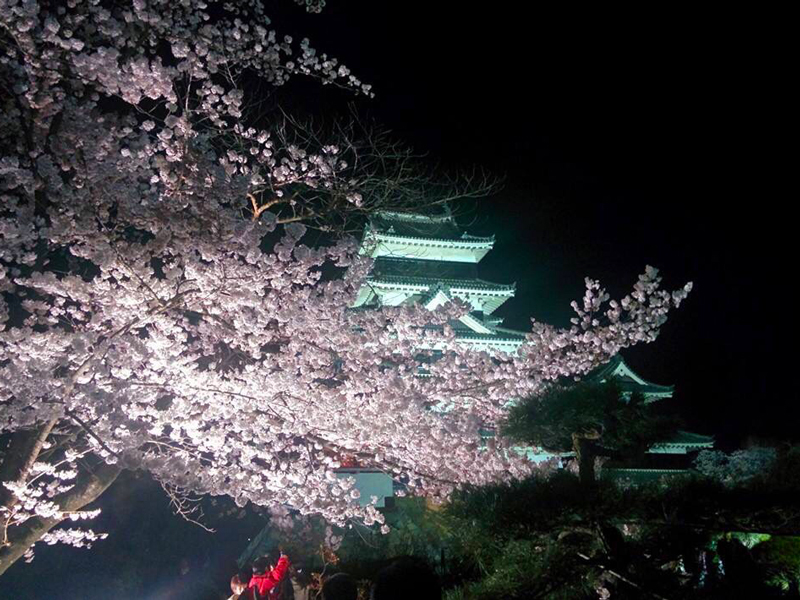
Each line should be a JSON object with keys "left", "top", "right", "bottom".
{"left": 502, "top": 380, "right": 678, "bottom": 487}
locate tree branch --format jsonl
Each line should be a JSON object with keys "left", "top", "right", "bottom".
{"left": 0, "top": 461, "right": 121, "bottom": 577}
{"left": 0, "top": 419, "right": 59, "bottom": 509}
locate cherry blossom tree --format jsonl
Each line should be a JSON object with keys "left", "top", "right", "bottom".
{"left": 694, "top": 448, "right": 778, "bottom": 487}
{"left": 0, "top": 0, "right": 691, "bottom": 574}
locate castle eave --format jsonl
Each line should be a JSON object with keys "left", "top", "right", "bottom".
{"left": 367, "top": 276, "right": 515, "bottom": 295}
{"left": 370, "top": 232, "right": 495, "bottom": 248}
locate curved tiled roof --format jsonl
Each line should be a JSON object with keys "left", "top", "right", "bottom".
{"left": 588, "top": 354, "right": 674, "bottom": 396}
{"left": 368, "top": 211, "right": 495, "bottom": 243}
{"left": 660, "top": 430, "right": 715, "bottom": 446}
{"left": 455, "top": 331, "right": 526, "bottom": 342}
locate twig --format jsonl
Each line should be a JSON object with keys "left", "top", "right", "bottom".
{"left": 160, "top": 482, "right": 216, "bottom": 533}
{"left": 577, "top": 552, "right": 671, "bottom": 600}
{"left": 65, "top": 410, "right": 120, "bottom": 459}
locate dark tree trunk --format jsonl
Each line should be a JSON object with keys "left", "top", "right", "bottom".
{"left": 0, "top": 460, "right": 120, "bottom": 577}
{"left": 573, "top": 433, "right": 599, "bottom": 488}
{"left": 0, "top": 420, "right": 58, "bottom": 509}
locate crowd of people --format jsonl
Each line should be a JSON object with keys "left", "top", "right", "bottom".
{"left": 227, "top": 552, "right": 441, "bottom": 600}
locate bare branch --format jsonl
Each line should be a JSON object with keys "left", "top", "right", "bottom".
{"left": 160, "top": 482, "right": 216, "bottom": 533}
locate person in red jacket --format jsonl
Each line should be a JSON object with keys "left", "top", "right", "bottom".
{"left": 249, "top": 551, "right": 290, "bottom": 600}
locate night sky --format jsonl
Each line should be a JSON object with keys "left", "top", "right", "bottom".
{"left": 280, "top": 2, "right": 792, "bottom": 445}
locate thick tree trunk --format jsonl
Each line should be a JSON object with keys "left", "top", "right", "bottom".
{"left": 0, "top": 462, "right": 121, "bottom": 577}
{"left": 572, "top": 433, "right": 599, "bottom": 488}
{"left": 0, "top": 419, "right": 59, "bottom": 509}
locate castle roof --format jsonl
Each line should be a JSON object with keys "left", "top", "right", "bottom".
{"left": 361, "top": 211, "right": 494, "bottom": 263}
{"left": 588, "top": 354, "right": 674, "bottom": 401}
{"left": 371, "top": 211, "right": 482, "bottom": 239}
{"left": 365, "top": 276, "right": 515, "bottom": 314}
{"left": 367, "top": 275, "right": 515, "bottom": 294}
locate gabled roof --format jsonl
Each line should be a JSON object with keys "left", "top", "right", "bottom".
{"left": 421, "top": 286, "right": 451, "bottom": 311}
{"left": 587, "top": 356, "right": 714, "bottom": 456}
{"left": 367, "top": 276, "right": 515, "bottom": 314}
{"left": 588, "top": 355, "right": 674, "bottom": 400}
{"left": 422, "top": 287, "right": 513, "bottom": 336}
{"left": 458, "top": 313, "right": 495, "bottom": 335}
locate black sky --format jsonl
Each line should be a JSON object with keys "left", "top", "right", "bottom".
{"left": 280, "top": 2, "right": 793, "bottom": 445}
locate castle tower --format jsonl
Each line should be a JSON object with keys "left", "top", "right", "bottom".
{"left": 354, "top": 209, "right": 527, "bottom": 353}
{"left": 342, "top": 209, "right": 712, "bottom": 498}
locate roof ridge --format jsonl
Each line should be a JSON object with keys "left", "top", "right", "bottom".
{"left": 378, "top": 209, "right": 454, "bottom": 224}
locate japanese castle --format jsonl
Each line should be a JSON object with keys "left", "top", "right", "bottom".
{"left": 342, "top": 208, "right": 713, "bottom": 505}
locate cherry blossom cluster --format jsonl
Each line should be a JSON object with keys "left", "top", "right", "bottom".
{"left": 0, "top": 0, "right": 373, "bottom": 229}
{"left": 2, "top": 453, "right": 105, "bottom": 560}
{"left": 1, "top": 192, "right": 690, "bottom": 530}
{"left": 324, "top": 525, "right": 344, "bottom": 552}
{"left": 22, "top": 529, "right": 108, "bottom": 563}
{"left": 694, "top": 448, "right": 777, "bottom": 487}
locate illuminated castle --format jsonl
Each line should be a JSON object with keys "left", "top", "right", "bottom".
{"left": 343, "top": 209, "right": 712, "bottom": 502}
